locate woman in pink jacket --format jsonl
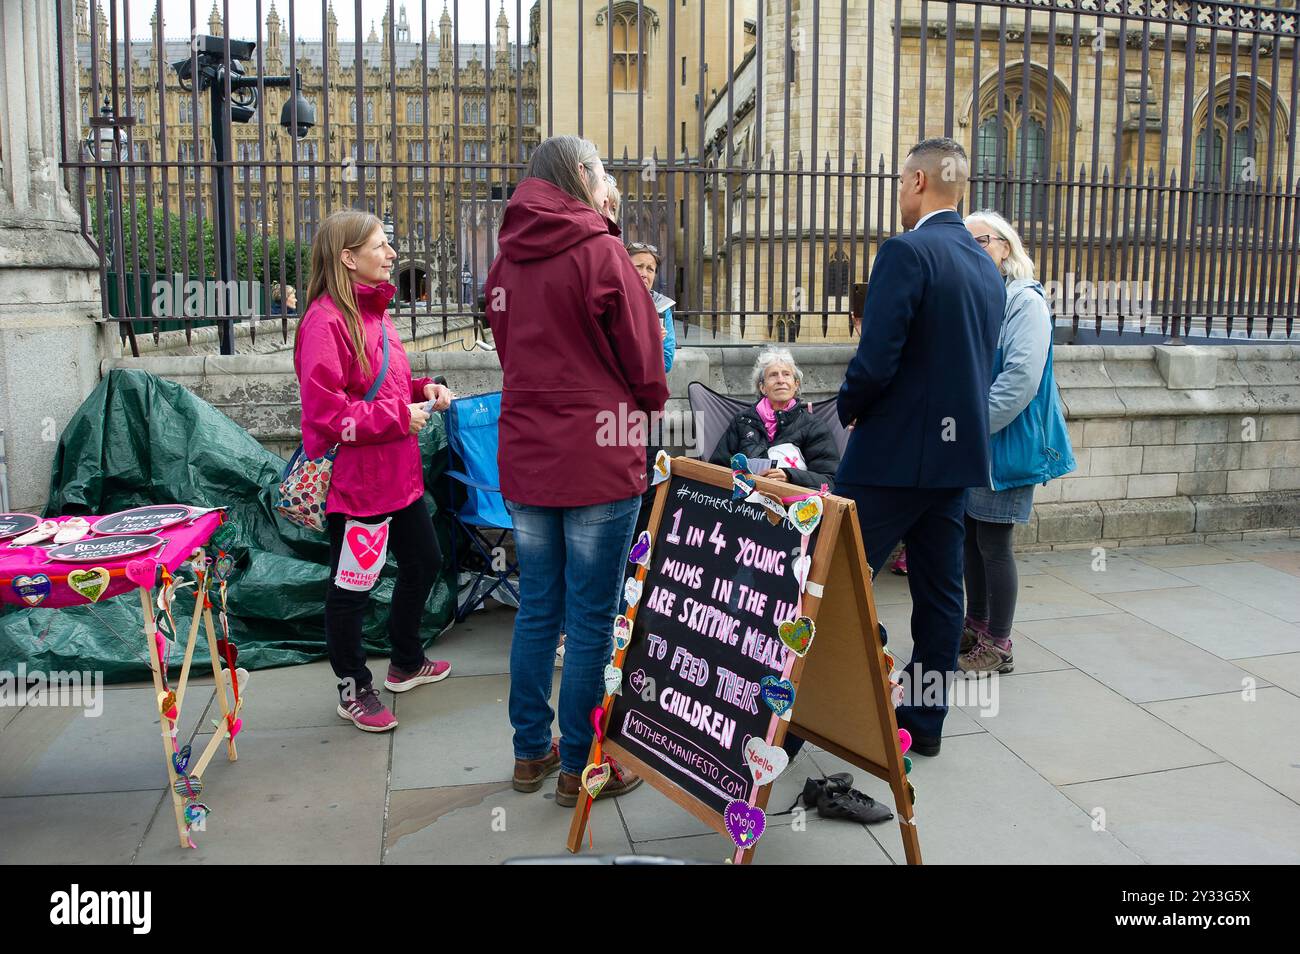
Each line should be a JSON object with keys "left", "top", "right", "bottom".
{"left": 294, "top": 209, "right": 455, "bottom": 732}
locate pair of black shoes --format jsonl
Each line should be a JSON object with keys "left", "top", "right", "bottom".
{"left": 798, "top": 773, "right": 894, "bottom": 825}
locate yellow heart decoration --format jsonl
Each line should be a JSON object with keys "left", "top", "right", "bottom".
{"left": 67, "top": 566, "right": 111, "bottom": 602}
{"left": 581, "top": 761, "right": 612, "bottom": 798}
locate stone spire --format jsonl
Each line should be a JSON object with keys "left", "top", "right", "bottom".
{"left": 496, "top": 2, "right": 509, "bottom": 57}
{"left": 208, "top": 0, "right": 222, "bottom": 35}
{"left": 367, "top": 19, "right": 378, "bottom": 44}
{"left": 265, "top": 3, "right": 282, "bottom": 71}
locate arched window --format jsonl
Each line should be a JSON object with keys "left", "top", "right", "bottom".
{"left": 825, "top": 249, "right": 851, "bottom": 298}
{"left": 608, "top": 4, "right": 651, "bottom": 93}
{"left": 968, "top": 64, "right": 1071, "bottom": 224}
{"left": 179, "top": 98, "right": 194, "bottom": 124}
{"left": 1193, "top": 78, "right": 1288, "bottom": 228}
{"left": 406, "top": 99, "right": 423, "bottom": 123}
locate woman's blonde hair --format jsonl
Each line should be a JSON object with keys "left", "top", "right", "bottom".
{"left": 965, "top": 208, "right": 1036, "bottom": 282}
{"left": 605, "top": 174, "right": 621, "bottom": 220}
{"left": 298, "top": 209, "right": 385, "bottom": 376}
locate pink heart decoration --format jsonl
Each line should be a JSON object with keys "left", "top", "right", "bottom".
{"left": 126, "top": 559, "right": 157, "bottom": 589}
{"left": 898, "top": 728, "right": 912, "bottom": 755}
{"left": 723, "top": 799, "right": 767, "bottom": 850}
{"left": 590, "top": 707, "right": 605, "bottom": 742}
{"left": 227, "top": 717, "right": 243, "bottom": 739}
{"left": 345, "top": 523, "right": 389, "bottom": 570}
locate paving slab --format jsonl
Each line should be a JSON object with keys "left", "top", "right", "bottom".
{"left": 1119, "top": 544, "right": 1249, "bottom": 568}
{"left": 1040, "top": 555, "right": 1198, "bottom": 594}
{"left": 1008, "top": 574, "right": 1118, "bottom": 621}
{"left": 1062, "top": 762, "right": 1300, "bottom": 864}
{"left": 955, "top": 669, "right": 1219, "bottom": 786}
{"left": 1144, "top": 688, "right": 1300, "bottom": 804}
{"left": 1100, "top": 587, "right": 1300, "bottom": 659}
{"left": 632, "top": 815, "right": 894, "bottom": 864}
{"left": 430, "top": 606, "right": 516, "bottom": 677}
{"left": 0, "top": 685, "right": 212, "bottom": 797}
{"left": 389, "top": 673, "right": 522, "bottom": 790}
{"left": 384, "top": 780, "right": 629, "bottom": 863}
{"left": 0, "top": 790, "right": 161, "bottom": 864}
{"left": 1234, "top": 653, "right": 1300, "bottom": 697}
{"left": 135, "top": 724, "right": 390, "bottom": 864}
{"left": 814, "top": 732, "right": 1141, "bottom": 865}
{"left": 1018, "top": 613, "right": 1265, "bottom": 704}
{"left": 1166, "top": 562, "right": 1300, "bottom": 623}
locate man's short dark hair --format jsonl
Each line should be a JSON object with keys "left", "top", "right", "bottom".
{"left": 906, "top": 137, "right": 969, "bottom": 192}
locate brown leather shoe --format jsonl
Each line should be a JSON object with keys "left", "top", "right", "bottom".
{"left": 554, "top": 756, "right": 643, "bottom": 807}
{"left": 513, "top": 741, "right": 561, "bottom": 793}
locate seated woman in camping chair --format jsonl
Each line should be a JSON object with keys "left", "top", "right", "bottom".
{"left": 708, "top": 348, "right": 840, "bottom": 491}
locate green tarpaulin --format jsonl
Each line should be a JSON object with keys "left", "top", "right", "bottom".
{"left": 0, "top": 368, "right": 455, "bottom": 682}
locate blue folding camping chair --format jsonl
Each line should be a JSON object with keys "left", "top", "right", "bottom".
{"left": 444, "top": 391, "right": 519, "bottom": 621}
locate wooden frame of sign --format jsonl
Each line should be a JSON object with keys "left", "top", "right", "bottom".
{"left": 139, "top": 562, "right": 244, "bottom": 848}
{"left": 567, "top": 458, "right": 922, "bottom": 865}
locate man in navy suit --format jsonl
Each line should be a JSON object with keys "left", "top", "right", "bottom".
{"left": 837, "top": 137, "right": 1004, "bottom": 756}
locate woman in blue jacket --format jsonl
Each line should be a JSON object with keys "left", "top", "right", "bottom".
{"left": 960, "top": 210, "right": 1076, "bottom": 674}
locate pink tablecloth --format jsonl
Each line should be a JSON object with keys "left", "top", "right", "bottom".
{"left": 0, "top": 512, "right": 224, "bottom": 608}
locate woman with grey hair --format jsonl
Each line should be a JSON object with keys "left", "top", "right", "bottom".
{"left": 960, "top": 209, "right": 1076, "bottom": 674}
{"left": 486, "top": 134, "right": 668, "bottom": 806}
{"left": 708, "top": 348, "right": 840, "bottom": 490}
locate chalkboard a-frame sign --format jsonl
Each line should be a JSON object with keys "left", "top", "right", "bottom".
{"left": 566, "top": 458, "right": 923, "bottom": 865}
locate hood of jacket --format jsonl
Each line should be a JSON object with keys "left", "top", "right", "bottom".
{"left": 496, "top": 177, "right": 611, "bottom": 263}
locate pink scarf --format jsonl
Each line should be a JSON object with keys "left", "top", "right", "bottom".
{"left": 755, "top": 397, "right": 780, "bottom": 441}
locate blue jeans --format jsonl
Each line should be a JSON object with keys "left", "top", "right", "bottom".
{"left": 505, "top": 495, "right": 640, "bottom": 775}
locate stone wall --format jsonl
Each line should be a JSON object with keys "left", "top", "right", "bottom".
{"left": 101, "top": 342, "right": 1300, "bottom": 550}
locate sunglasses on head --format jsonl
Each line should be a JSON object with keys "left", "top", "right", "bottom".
{"left": 627, "top": 242, "right": 660, "bottom": 256}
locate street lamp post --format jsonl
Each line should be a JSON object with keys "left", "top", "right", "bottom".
{"left": 173, "top": 36, "right": 314, "bottom": 355}
{"left": 85, "top": 95, "right": 130, "bottom": 337}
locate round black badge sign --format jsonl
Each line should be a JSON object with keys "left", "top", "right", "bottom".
{"left": 0, "top": 514, "right": 41, "bottom": 541}
{"left": 91, "top": 505, "right": 193, "bottom": 536}
{"left": 47, "top": 534, "right": 165, "bottom": 563}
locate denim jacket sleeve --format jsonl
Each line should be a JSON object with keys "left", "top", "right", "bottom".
{"left": 988, "top": 285, "right": 1050, "bottom": 435}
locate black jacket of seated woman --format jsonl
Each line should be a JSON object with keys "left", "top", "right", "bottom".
{"left": 708, "top": 350, "right": 840, "bottom": 492}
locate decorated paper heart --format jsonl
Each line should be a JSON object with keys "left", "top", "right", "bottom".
{"left": 158, "top": 690, "right": 178, "bottom": 722}
{"left": 898, "top": 727, "right": 912, "bottom": 755}
{"left": 778, "top": 616, "right": 816, "bottom": 657}
{"left": 651, "top": 449, "right": 672, "bottom": 485}
{"left": 612, "top": 615, "right": 633, "bottom": 651}
{"left": 173, "top": 774, "right": 203, "bottom": 798}
{"left": 214, "top": 554, "right": 235, "bottom": 581}
{"left": 787, "top": 495, "right": 824, "bottom": 535}
{"left": 890, "top": 680, "right": 905, "bottom": 707}
{"left": 903, "top": 755, "right": 913, "bottom": 775}
{"left": 125, "top": 559, "right": 157, "bottom": 589}
{"left": 628, "top": 669, "right": 648, "bottom": 696}
{"left": 759, "top": 676, "right": 796, "bottom": 717}
{"left": 747, "top": 491, "right": 787, "bottom": 525}
{"left": 628, "top": 531, "right": 652, "bottom": 567}
{"left": 623, "top": 577, "right": 643, "bottom": 607}
{"left": 345, "top": 523, "right": 389, "bottom": 570}
{"left": 12, "top": 574, "right": 52, "bottom": 607}
{"left": 791, "top": 554, "right": 811, "bottom": 592}
{"left": 603, "top": 664, "right": 623, "bottom": 697}
{"left": 67, "top": 567, "right": 110, "bottom": 603}
{"left": 227, "top": 717, "right": 243, "bottom": 739}
{"left": 209, "top": 520, "right": 238, "bottom": 550}
{"left": 223, "top": 667, "right": 250, "bottom": 694}
{"left": 590, "top": 707, "right": 605, "bottom": 742}
{"left": 743, "top": 737, "right": 790, "bottom": 786}
{"left": 216, "top": 638, "right": 239, "bottom": 666}
{"left": 730, "top": 453, "right": 748, "bottom": 471}
{"left": 183, "top": 802, "right": 210, "bottom": 826}
{"left": 882, "top": 649, "right": 895, "bottom": 673}
{"left": 581, "top": 761, "right": 612, "bottom": 798}
{"left": 723, "top": 799, "right": 767, "bottom": 850}
{"left": 172, "top": 744, "right": 192, "bottom": 774}
{"left": 732, "top": 471, "right": 756, "bottom": 501}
